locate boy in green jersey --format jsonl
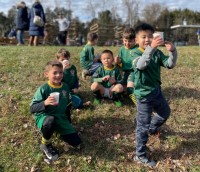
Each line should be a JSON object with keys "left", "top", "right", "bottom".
{"left": 80, "top": 32, "right": 102, "bottom": 79}
{"left": 56, "top": 48, "right": 90, "bottom": 113}
{"left": 114, "top": 27, "right": 137, "bottom": 104}
{"left": 129, "top": 23, "right": 177, "bottom": 167}
{"left": 30, "top": 60, "right": 81, "bottom": 161}
{"left": 91, "top": 50, "right": 123, "bottom": 107}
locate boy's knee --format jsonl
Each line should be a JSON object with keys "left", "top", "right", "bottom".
{"left": 91, "top": 82, "right": 100, "bottom": 91}
{"left": 43, "top": 116, "right": 55, "bottom": 128}
{"left": 114, "top": 84, "right": 123, "bottom": 93}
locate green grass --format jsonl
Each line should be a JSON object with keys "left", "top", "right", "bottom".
{"left": 0, "top": 45, "right": 200, "bottom": 172}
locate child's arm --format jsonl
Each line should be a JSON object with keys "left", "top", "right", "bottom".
{"left": 165, "top": 41, "right": 177, "bottom": 69}
{"left": 30, "top": 95, "right": 56, "bottom": 114}
{"left": 136, "top": 37, "right": 163, "bottom": 70}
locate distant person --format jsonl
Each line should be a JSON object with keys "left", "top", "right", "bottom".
{"left": 114, "top": 27, "right": 137, "bottom": 104}
{"left": 54, "top": 14, "right": 70, "bottom": 46}
{"left": 91, "top": 50, "right": 123, "bottom": 107}
{"left": 80, "top": 32, "right": 101, "bottom": 80}
{"left": 30, "top": 60, "right": 81, "bottom": 161}
{"left": 197, "top": 29, "right": 200, "bottom": 46}
{"left": 28, "top": 0, "right": 46, "bottom": 46}
{"left": 56, "top": 48, "right": 91, "bottom": 113}
{"left": 15, "top": 1, "right": 29, "bottom": 45}
{"left": 129, "top": 23, "right": 177, "bottom": 168}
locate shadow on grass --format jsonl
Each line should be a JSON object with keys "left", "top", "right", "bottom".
{"left": 71, "top": 116, "right": 135, "bottom": 161}
{"left": 163, "top": 86, "right": 200, "bottom": 100}
{"left": 0, "top": 165, "right": 4, "bottom": 172}
{"left": 154, "top": 125, "right": 200, "bottom": 160}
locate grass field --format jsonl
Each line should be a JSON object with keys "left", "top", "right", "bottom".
{"left": 0, "top": 46, "right": 200, "bottom": 172}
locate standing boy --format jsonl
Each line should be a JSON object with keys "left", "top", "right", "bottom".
{"left": 30, "top": 60, "right": 81, "bottom": 161}
{"left": 91, "top": 49, "right": 123, "bottom": 107}
{"left": 80, "top": 32, "right": 101, "bottom": 80}
{"left": 114, "top": 27, "right": 137, "bottom": 104}
{"left": 130, "top": 23, "right": 177, "bottom": 167}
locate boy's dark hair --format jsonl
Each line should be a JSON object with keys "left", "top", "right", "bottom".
{"left": 101, "top": 49, "right": 113, "bottom": 58}
{"left": 56, "top": 48, "right": 70, "bottom": 59}
{"left": 135, "top": 23, "right": 155, "bottom": 34}
{"left": 123, "top": 27, "right": 135, "bottom": 40}
{"left": 87, "top": 32, "right": 98, "bottom": 42}
{"left": 45, "top": 60, "right": 63, "bottom": 72}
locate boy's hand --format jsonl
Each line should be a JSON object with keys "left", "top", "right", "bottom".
{"left": 114, "top": 56, "right": 121, "bottom": 64}
{"left": 151, "top": 36, "right": 164, "bottom": 48}
{"left": 72, "top": 88, "right": 79, "bottom": 94}
{"left": 164, "top": 41, "right": 175, "bottom": 52}
{"left": 44, "top": 96, "right": 56, "bottom": 106}
{"left": 102, "top": 75, "right": 110, "bottom": 82}
{"left": 62, "top": 60, "right": 70, "bottom": 70}
{"left": 109, "top": 77, "right": 116, "bottom": 85}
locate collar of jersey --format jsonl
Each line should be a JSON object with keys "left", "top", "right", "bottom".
{"left": 124, "top": 45, "right": 135, "bottom": 49}
{"left": 104, "top": 65, "right": 115, "bottom": 70}
{"left": 48, "top": 81, "right": 62, "bottom": 88}
{"left": 138, "top": 47, "right": 145, "bottom": 53}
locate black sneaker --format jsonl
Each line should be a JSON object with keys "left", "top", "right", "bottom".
{"left": 40, "top": 143, "right": 59, "bottom": 161}
{"left": 133, "top": 155, "right": 156, "bottom": 168}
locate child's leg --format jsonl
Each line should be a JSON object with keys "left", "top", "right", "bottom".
{"left": 110, "top": 84, "right": 123, "bottom": 107}
{"left": 149, "top": 90, "right": 171, "bottom": 135}
{"left": 40, "top": 116, "right": 59, "bottom": 160}
{"left": 91, "top": 82, "right": 105, "bottom": 97}
{"left": 135, "top": 100, "right": 153, "bottom": 158}
{"left": 60, "top": 133, "right": 81, "bottom": 148}
{"left": 91, "top": 82, "right": 105, "bottom": 104}
{"left": 41, "top": 116, "right": 56, "bottom": 141}
{"left": 127, "top": 81, "right": 137, "bottom": 105}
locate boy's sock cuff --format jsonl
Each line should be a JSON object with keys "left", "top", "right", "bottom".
{"left": 42, "top": 137, "right": 51, "bottom": 145}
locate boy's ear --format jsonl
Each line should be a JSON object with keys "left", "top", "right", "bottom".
{"left": 44, "top": 71, "right": 48, "bottom": 77}
{"left": 135, "top": 37, "right": 139, "bottom": 44}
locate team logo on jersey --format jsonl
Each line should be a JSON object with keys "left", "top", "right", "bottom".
{"left": 130, "top": 50, "right": 134, "bottom": 56}
{"left": 62, "top": 90, "right": 67, "bottom": 97}
{"left": 70, "top": 70, "right": 75, "bottom": 76}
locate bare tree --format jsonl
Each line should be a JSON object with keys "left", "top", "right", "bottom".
{"left": 141, "top": 3, "right": 166, "bottom": 25}
{"left": 122, "top": 0, "right": 140, "bottom": 26}
{"left": 84, "top": 0, "right": 99, "bottom": 19}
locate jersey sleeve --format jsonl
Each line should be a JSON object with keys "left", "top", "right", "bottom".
{"left": 30, "top": 87, "right": 46, "bottom": 114}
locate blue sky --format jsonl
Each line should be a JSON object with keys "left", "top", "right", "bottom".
{"left": 0, "top": 0, "right": 199, "bottom": 22}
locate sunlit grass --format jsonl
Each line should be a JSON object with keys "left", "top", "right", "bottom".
{"left": 0, "top": 46, "right": 200, "bottom": 171}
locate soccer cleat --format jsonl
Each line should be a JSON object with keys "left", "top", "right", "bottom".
{"left": 40, "top": 143, "right": 59, "bottom": 161}
{"left": 133, "top": 155, "right": 156, "bottom": 168}
{"left": 93, "top": 98, "right": 101, "bottom": 105}
{"left": 114, "top": 100, "right": 122, "bottom": 107}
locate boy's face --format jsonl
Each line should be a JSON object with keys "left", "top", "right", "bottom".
{"left": 58, "top": 56, "right": 70, "bottom": 62}
{"left": 123, "top": 38, "right": 135, "bottom": 49}
{"left": 101, "top": 53, "right": 113, "bottom": 68}
{"left": 45, "top": 66, "right": 63, "bottom": 86}
{"left": 135, "top": 30, "right": 153, "bottom": 49}
{"left": 91, "top": 39, "right": 98, "bottom": 45}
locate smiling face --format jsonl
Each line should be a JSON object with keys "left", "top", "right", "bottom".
{"left": 101, "top": 52, "right": 114, "bottom": 68}
{"left": 135, "top": 30, "right": 154, "bottom": 49}
{"left": 123, "top": 38, "right": 135, "bottom": 49}
{"left": 45, "top": 66, "right": 63, "bottom": 86}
